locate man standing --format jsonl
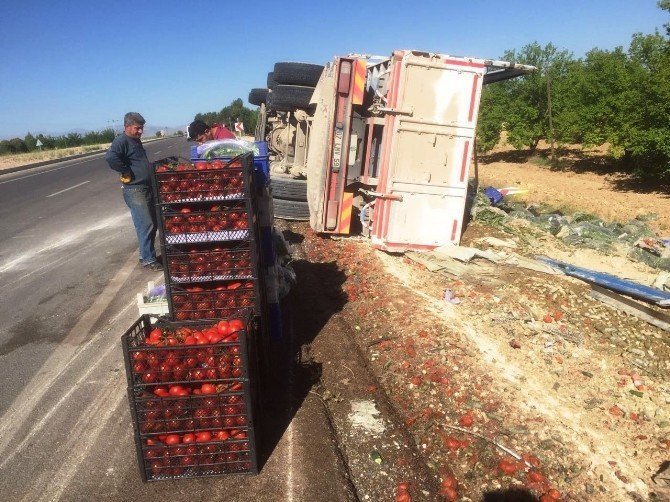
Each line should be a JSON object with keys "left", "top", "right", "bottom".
{"left": 187, "top": 119, "right": 236, "bottom": 143}
{"left": 105, "top": 112, "right": 162, "bottom": 271}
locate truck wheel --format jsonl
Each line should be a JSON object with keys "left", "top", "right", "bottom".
{"left": 272, "top": 198, "right": 310, "bottom": 221}
{"left": 271, "top": 174, "right": 307, "bottom": 201}
{"left": 273, "top": 62, "right": 324, "bottom": 87}
{"left": 269, "top": 85, "right": 315, "bottom": 112}
{"left": 267, "top": 71, "right": 277, "bottom": 89}
{"left": 248, "top": 88, "right": 269, "bottom": 106}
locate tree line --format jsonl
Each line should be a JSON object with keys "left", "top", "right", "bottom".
{"left": 1, "top": 95, "right": 258, "bottom": 157}
{"left": 0, "top": 129, "right": 118, "bottom": 155}
{"left": 194, "top": 98, "right": 258, "bottom": 137}
{"left": 477, "top": 0, "right": 670, "bottom": 179}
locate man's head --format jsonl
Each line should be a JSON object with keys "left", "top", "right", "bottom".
{"left": 187, "top": 120, "right": 212, "bottom": 144}
{"left": 124, "top": 112, "right": 145, "bottom": 139}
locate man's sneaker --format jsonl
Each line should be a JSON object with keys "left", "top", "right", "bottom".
{"left": 143, "top": 261, "right": 163, "bottom": 272}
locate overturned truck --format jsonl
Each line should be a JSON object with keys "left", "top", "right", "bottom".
{"left": 249, "top": 50, "right": 534, "bottom": 252}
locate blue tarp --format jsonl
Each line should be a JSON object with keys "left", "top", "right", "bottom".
{"left": 537, "top": 256, "right": 670, "bottom": 307}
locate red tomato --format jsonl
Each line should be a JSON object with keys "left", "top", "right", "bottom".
{"left": 152, "top": 386, "right": 168, "bottom": 396}
{"left": 195, "top": 431, "right": 212, "bottom": 443}
{"left": 182, "top": 433, "right": 196, "bottom": 444}
{"left": 208, "top": 333, "right": 223, "bottom": 344}
{"left": 217, "top": 320, "right": 230, "bottom": 335}
{"left": 168, "top": 385, "right": 186, "bottom": 396}
{"left": 201, "top": 383, "right": 217, "bottom": 394}
{"left": 546, "top": 489, "right": 561, "bottom": 500}
{"left": 444, "top": 437, "right": 461, "bottom": 450}
{"left": 214, "top": 430, "right": 230, "bottom": 441}
{"left": 498, "top": 458, "right": 520, "bottom": 475}
{"left": 228, "top": 319, "right": 244, "bottom": 332}
{"left": 141, "top": 372, "right": 158, "bottom": 384}
{"left": 164, "top": 434, "right": 180, "bottom": 445}
{"left": 459, "top": 412, "right": 474, "bottom": 427}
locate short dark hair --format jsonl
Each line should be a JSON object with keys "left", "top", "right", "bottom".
{"left": 187, "top": 120, "right": 209, "bottom": 140}
{"left": 124, "top": 112, "right": 146, "bottom": 127}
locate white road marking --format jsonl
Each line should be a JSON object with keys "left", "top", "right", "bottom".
{"left": 287, "top": 421, "right": 295, "bottom": 502}
{"left": 46, "top": 180, "right": 90, "bottom": 197}
{"left": 0, "top": 253, "right": 138, "bottom": 461}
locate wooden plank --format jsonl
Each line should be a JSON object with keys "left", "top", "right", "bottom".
{"left": 589, "top": 285, "right": 670, "bottom": 333}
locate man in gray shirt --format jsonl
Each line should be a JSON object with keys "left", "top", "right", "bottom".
{"left": 105, "top": 112, "right": 162, "bottom": 271}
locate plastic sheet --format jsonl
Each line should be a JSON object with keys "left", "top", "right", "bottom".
{"left": 196, "top": 139, "right": 259, "bottom": 159}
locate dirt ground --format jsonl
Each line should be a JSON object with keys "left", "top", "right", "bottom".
{"left": 476, "top": 149, "right": 669, "bottom": 235}
{"left": 282, "top": 155, "right": 670, "bottom": 501}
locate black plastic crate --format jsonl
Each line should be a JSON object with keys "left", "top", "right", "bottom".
{"left": 159, "top": 201, "right": 255, "bottom": 245}
{"left": 166, "top": 279, "right": 259, "bottom": 322}
{"left": 122, "top": 315, "right": 260, "bottom": 480}
{"left": 129, "top": 386, "right": 251, "bottom": 436}
{"left": 135, "top": 431, "right": 256, "bottom": 481}
{"left": 153, "top": 156, "right": 252, "bottom": 204}
{"left": 122, "top": 315, "right": 253, "bottom": 388}
{"left": 163, "top": 240, "right": 258, "bottom": 284}
{"left": 127, "top": 386, "right": 258, "bottom": 481}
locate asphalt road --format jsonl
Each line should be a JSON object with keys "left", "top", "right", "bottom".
{"left": 0, "top": 137, "right": 351, "bottom": 501}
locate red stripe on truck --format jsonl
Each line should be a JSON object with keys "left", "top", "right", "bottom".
{"left": 460, "top": 140, "right": 470, "bottom": 182}
{"left": 468, "top": 74, "right": 479, "bottom": 122}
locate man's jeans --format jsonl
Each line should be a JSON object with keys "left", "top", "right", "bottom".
{"left": 122, "top": 185, "right": 158, "bottom": 265}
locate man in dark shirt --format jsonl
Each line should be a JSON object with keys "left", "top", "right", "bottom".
{"left": 105, "top": 112, "right": 162, "bottom": 271}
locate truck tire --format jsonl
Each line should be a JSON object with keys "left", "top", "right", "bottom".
{"left": 268, "top": 85, "right": 315, "bottom": 112}
{"left": 272, "top": 198, "right": 310, "bottom": 221}
{"left": 271, "top": 175, "right": 307, "bottom": 201}
{"left": 248, "top": 88, "right": 269, "bottom": 106}
{"left": 267, "top": 71, "right": 277, "bottom": 89}
{"left": 273, "top": 62, "right": 324, "bottom": 87}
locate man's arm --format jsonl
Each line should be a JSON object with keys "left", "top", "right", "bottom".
{"left": 105, "top": 137, "right": 129, "bottom": 173}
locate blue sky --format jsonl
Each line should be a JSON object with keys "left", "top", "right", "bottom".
{"left": 0, "top": 0, "right": 665, "bottom": 139}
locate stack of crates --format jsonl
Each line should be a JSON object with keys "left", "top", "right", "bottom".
{"left": 122, "top": 315, "right": 259, "bottom": 481}
{"left": 190, "top": 143, "right": 281, "bottom": 342}
{"left": 122, "top": 152, "right": 262, "bottom": 481}
{"left": 153, "top": 153, "right": 262, "bottom": 323}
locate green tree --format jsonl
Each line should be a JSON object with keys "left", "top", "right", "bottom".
{"left": 194, "top": 98, "right": 258, "bottom": 138}
{"left": 65, "top": 132, "right": 82, "bottom": 147}
{"left": 560, "top": 32, "right": 670, "bottom": 177}
{"left": 477, "top": 42, "right": 573, "bottom": 152}
{"left": 37, "top": 133, "right": 55, "bottom": 150}
{"left": 0, "top": 140, "right": 12, "bottom": 155}
{"left": 24, "top": 133, "right": 37, "bottom": 152}
{"left": 660, "top": 0, "right": 670, "bottom": 36}
{"left": 8, "top": 138, "right": 28, "bottom": 153}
